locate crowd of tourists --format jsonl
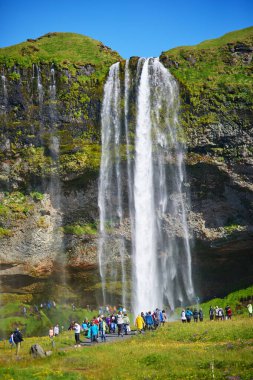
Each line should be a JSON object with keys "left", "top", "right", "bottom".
{"left": 135, "top": 309, "right": 167, "bottom": 332}
{"left": 8, "top": 302, "right": 253, "bottom": 354}
{"left": 47, "top": 308, "right": 167, "bottom": 347}
{"left": 65, "top": 310, "right": 132, "bottom": 347}
{"left": 180, "top": 305, "right": 235, "bottom": 323}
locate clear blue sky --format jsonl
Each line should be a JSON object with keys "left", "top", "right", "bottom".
{"left": 0, "top": 0, "right": 252, "bottom": 58}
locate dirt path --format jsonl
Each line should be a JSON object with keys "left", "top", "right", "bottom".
{"left": 79, "top": 331, "right": 137, "bottom": 347}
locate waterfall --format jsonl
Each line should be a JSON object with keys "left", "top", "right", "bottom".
{"left": 1, "top": 73, "right": 8, "bottom": 109}
{"left": 99, "top": 58, "right": 194, "bottom": 313}
{"left": 98, "top": 62, "right": 127, "bottom": 305}
{"left": 36, "top": 64, "right": 44, "bottom": 108}
{"left": 133, "top": 58, "right": 160, "bottom": 313}
{"left": 49, "top": 65, "right": 56, "bottom": 100}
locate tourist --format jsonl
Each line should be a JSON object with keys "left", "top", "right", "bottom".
{"left": 23, "top": 306, "right": 27, "bottom": 317}
{"left": 73, "top": 322, "right": 81, "bottom": 347}
{"left": 53, "top": 324, "right": 59, "bottom": 336}
{"left": 90, "top": 322, "right": 99, "bottom": 343}
{"left": 99, "top": 318, "right": 107, "bottom": 342}
{"left": 145, "top": 311, "right": 154, "bottom": 329}
{"left": 49, "top": 327, "right": 54, "bottom": 339}
{"left": 185, "top": 308, "right": 193, "bottom": 323}
{"left": 117, "top": 311, "right": 124, "bottom": 337}
{"left": 193, "top": 309, "right": 199, "bottom": 322}
{"left": 215, "top": 306, "right": 219, "bottom": 321}
{"left": 110, "top": 315, "right": 116, "bottom": 333}
{"left": 81, "top": 319, "right": 89, "bottom": 336}
{"left": 209, "top": 306, "right": 214, "bottom": 321}
{"left": 123, "top": 313, "right": 130, "bottom": 335}
{"left": 227, "top": 306, "right": 232, "bottom": 320}
{"left": 181, "top": 309, "right": 187, "bottom": 323}
{"left": 135, "top": 314, "right": 145, "bottom": 333}
{"left": 218, "top": 307, "right": 224, "bottom": 321}
{"left": 225, "top": 305, "right": 232, "bottom": 320}
{"left": 152, "top": 310, "right": 159, "bottom": 329}
{"left": 199, "top": 308, "right": 204, "bottom": 322}
{"left": 162, "top": 310, "right": 167, "bottom": 324}
{"left": 68, "top": 321, "right": 75, "bottom": 330}
{"left": 49, "top": 326, "right": 55, "bottom": 348}
{"left": 159, "top": 309, "right": 164, "bottom": 325}
{"left": 155, "top": 309, "right": 161, "bottom": 327}
{"left": 141, "top": 312, "right": 147, "bottom": 330}
{"left": 247, "top": 303, "right": 253, "bottom": 317}
{"left": 13, "top": 328, "right": 23, "bottom": 356}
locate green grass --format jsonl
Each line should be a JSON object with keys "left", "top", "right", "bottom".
{"left": 61, "top": 223, "right": 98, "bottom": 236}
{"left": 0, "top": 191, "right": 39, "bottom": 237}
{"left": 0, "top": 301, "right": 98, "bottom": 339}
{"left": 166, "top": 26, "right": 253, "bottom": 52}
{"left": 172, "top": 286, "right": 253, "bottom": 321}
{"left": 159, "top": 26, "right": 253, "bottom": 149}
{"left": 0, "top": 317, "right": 252, "bottom": 379}
{"left": 161, "top": 26, "right": 253, "bottom": 92}
{"left": 0, "top": 32, "right": 121, "bottom": 79}
{"left": 198, "top": 286, "right": 253, "bottom": 317}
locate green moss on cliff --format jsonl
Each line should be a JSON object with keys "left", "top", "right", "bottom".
{"left": 61, "top": 222, "right": 97, "bottom": 236}
{"left": 0, "top": 192, "right": 36, "bottom": 236}
{"left": 160, "top": 27, "right": 253, "bottom": 155}
{"left": 0, "top": 32, "right": 121, "bottom": 78}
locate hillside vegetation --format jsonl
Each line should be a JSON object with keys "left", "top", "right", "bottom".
{"left": 160, "top": 26, "right": 253, "bottom": 157}
{"left": 0, "top": 32, "right": 121, "bottom": 77}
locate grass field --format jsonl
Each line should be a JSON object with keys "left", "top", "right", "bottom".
{"left": 0, "top": 316, "right": 253, "bottom": 380}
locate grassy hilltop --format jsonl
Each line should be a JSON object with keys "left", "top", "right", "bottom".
{"left": 0, "top": 32, "right": 121, "bottom": 78}
{"left": 160, "top": 26, "right": 253, "bottom": 155}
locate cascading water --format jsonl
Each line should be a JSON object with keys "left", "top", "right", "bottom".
{"left": 98, "top": 62, "right": 127, "bottom": 305}
{"left": 49, "top": 65, "right": 56, "bottom": 100}
{"left": 1, "top": 72, "right": 8, "bottom": 109}
{"left": 36, "top": 64, "right": 44, "bottom": 108}
{"left": 98, "top": 58, "right": 194, "bottom": 314}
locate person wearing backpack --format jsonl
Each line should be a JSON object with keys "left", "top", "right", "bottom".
{"left": 209, "top": 306, "right": 214, "bottom": 321}
{"left": 13, "top": 328, "right": 23, "bottom": 355}
{"left": 185, "top": 308, "right": 193, "bottom": 323}
{"left": 193, "top": 309, "right": 199, "bottom": 322}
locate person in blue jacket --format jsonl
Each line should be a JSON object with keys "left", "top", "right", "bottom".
{"left": 185, "top": 308, "right": 193, "bottom": 323}
{"left": 90, "top": 322, "right": 99, "bottom": 343}
{"left": 145, "top": 312, "right": 154, "bottom": 330}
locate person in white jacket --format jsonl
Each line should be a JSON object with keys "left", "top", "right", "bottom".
{"left": 247, "top": 303, "right": 252, "bottom": 317}
{"left": 117, "top": 312, "right": 124, "bottom": 337}
{"left": 181, "top": 309, "right": 187, "bottom": 323}
{"left": 74, "top": 322, "right": 81, "bottom": 347}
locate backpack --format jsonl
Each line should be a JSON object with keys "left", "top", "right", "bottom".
{"left": 186, "top": 310, "right": 192, "bottom": 317}
{"left": 13, "top": 330, "right": 23, "bottom": 343}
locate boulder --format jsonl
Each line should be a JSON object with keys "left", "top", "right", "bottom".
{"left": 29, "top": 344, "right": 46, "bottom": 358}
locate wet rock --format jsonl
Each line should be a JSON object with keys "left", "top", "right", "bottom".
{"left": 30, "top": 344, "right": 52, "bottom": 358}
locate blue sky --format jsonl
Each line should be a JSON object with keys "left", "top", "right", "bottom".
{"left": 0, "top": 0, "right": 252, "bottom": 58}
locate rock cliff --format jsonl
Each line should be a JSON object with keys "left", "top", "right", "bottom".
{"left": 0, "top": 29, "right": 252, "bottom": 303}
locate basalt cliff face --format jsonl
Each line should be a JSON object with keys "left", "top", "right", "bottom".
{"left": 0, "top": 29, "right": 252, "bottom": 303}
